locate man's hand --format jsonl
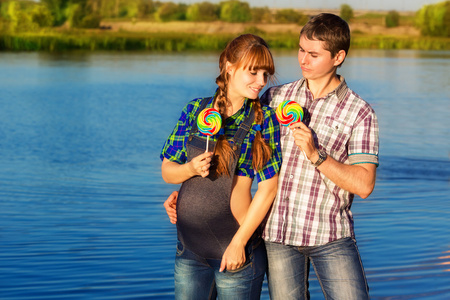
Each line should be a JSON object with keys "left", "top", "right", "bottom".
{"left": 290, "top": 121, "right": 318, "bottom": 161}
{"left": 163, "top": 191, "right": 178, "bottom": 224}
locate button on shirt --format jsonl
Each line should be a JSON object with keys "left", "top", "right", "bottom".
{"left": 261, "top": 76, "right": 379, "bottom": 246}
{"left": 160, "top": 95, "right": 282, "bottom": 183}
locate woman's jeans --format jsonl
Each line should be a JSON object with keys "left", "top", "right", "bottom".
{"left": 174, "top": 238, "right": 266, "bottom": 300}
{"left": 265, "top": 237, "right": 369, "bottom": 300}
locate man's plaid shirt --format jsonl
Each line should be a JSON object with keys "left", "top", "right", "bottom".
{"left": 261, "top": 76, "right": 379, "bottom": 246}
{"left": 160, "top": 95, "right": 282, "bottom": 183}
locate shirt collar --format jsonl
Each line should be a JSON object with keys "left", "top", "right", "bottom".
{"left": 211, "top": 88, "right": 252, "bottom": 118}
{"left": 299, "top": 75, "right": 348, "bottom": 103}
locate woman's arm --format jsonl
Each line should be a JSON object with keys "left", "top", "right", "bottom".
{"left": 220, "top": 174, "right": 278, "bottom": 272}
{"left": 161, "top": 153, "right": 213, "bottom": 184}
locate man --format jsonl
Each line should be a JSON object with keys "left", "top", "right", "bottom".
{"left": 164, "top": 13, "right": 379, "bottom": 299}
{"left": 261, "top": 13, "right": 378, "bottom": 299}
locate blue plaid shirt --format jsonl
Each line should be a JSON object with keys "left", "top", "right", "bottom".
{"left": 160, "top": 95, "right": 282, "bottom": 182}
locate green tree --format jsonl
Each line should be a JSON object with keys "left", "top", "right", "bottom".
{"left": 385, "top": 10, "right": 400, "bottom": 28}
{"left": 219, "top": 0, "right": 251, "bottom": 23}
{"left": 31, "top": 4, "right": 55, "bottom": 28}
{"left": 186, "top": 2, "right": 219, "bottom": 22}
{"left": 137, "top": 0, "right": 156, "bottom": 19}
{"left": 415, "top": 1, "right": 450, "bottom": 37}
{"left": 250, "top": 6, "right": 272, "bottom": 23}
{"left": 5, "top": 1, "right": 39, "bottom": 32}
{"left": 155, "top": 2, "right": 186, "bottom": 22}
{"left": 41, "top": 0, "right": 70, "bottom": 26}
{"left": 274, "top": 9, "right": 308, "bottom": 25}
{"left": 66, "top": 1, "right": 101, "bottom": 28}
{"left": 340, "top": 4, "right": 353, "bottom": 22}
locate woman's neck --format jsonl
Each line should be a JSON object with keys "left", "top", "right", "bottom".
{"left": 221, "top": 92, "right": 245, "bottom": 117}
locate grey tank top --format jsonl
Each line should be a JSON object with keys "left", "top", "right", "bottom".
{"left": 176, "top": 97, "right": 255, "bottom": 259}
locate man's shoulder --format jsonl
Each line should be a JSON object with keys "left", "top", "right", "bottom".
{"left": 268, "top": 78, "right": 304, "bottom": 93}
{"left": 343, "top": 87, "right": 376, "bottom": 114}
{"left": 261, "top": 78, "right": 305, "bottom": 106}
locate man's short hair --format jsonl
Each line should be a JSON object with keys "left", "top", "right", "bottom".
{"left": 300, "top": 13, "right": 350, "bottom": 63}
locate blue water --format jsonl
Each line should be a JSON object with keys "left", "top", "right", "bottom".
{"left": 0, "top": 50, "right": 449, "bottom": 299}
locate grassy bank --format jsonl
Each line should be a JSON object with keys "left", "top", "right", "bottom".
{"left": 1, "top": 30, "right": 449, "bottom": 52}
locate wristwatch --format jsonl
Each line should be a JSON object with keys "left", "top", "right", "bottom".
{"left": 312, "top": 149, "right": 327, "bottom": 168}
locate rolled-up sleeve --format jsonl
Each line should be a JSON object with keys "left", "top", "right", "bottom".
{"left": 160, "top": 101, "right": 197, "bottom": 164}
{"left": 255, "top": 106, "right": 282, "bottom": 182}
{"left": 348, "top": 105, "right": 379, "bottom": 166}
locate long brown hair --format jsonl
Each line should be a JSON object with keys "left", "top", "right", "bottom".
{"left": 214, "top": 34, "right": 275, "bottom": 176}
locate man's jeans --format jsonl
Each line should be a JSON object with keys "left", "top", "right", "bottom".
{"left": 265, "top": 237, "right": 369, "bottom": 300}
{"left": 174, "top": 238, "right": 266, "bottom": 300}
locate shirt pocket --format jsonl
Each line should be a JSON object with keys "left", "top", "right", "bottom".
{"left": 317, "top": 117, "right": 352, "bottom": 154}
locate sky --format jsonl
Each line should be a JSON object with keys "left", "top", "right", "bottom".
{"left": 173, "top": 0, "right": 444, "bottom": 12}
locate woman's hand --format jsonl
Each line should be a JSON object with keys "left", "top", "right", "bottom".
{"left": 163, "top": 191, "right": 178, "bottom": 224}
{"left": 220, "top": 239, "right": 246, "bottom": 272}
{"left": 161, "top": 152, "right": 213, "bottom": 184}
{"left": 188, "top": 152, "right": 213, "bottom": 178}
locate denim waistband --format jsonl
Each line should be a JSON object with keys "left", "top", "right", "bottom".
{"left": 177, "top": 234, "right": 263, "bottom": 269}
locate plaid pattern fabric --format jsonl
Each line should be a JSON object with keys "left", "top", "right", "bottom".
{"left": 261, "top": 76, "right": 379, "bottom": 246}
{"left": 160, "top": 95, "right": 282, "bottom": 183}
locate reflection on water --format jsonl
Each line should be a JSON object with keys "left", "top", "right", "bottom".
{"left": 0, "top": 50, "right": 449, "bottom": 299}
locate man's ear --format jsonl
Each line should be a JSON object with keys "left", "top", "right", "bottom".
{"left": 334, "top": 50, "right": 346, "bottom": 66}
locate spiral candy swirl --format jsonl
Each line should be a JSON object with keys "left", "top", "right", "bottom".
{"left": 197, "top": 108, "right": 222, "bottom": 136}
{"left": 276, "top": 100, "right": 304, "bottom": 126}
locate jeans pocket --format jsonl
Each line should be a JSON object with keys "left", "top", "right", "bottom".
{"left": 176, "top": 241, "right": 185, "bottom": 257}
{"left": 225, "top": 260, "right": 252, "bottom": 274}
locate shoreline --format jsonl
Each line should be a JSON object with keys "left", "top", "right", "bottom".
{"left": 99, "top": 20, "right": 421, "bottom": 37}
{"left": 1, "top": 16, "right": 449, "bottom": 52}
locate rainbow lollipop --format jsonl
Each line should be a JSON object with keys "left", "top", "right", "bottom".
{"left": 276, "top": 100, "right": 307, "bottom": 159}
{"left": 276, "top": 100, "right": 304, "bottom": 126}
{"left": 197, "top": 108, "right": 222, "bottom": 152}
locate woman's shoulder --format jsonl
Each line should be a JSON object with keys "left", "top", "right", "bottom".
{"left": 260, "top": 102, "right": 277, "bottom": 117}
{"left": 183, "top": 96, "right": 213, "bottom": 116}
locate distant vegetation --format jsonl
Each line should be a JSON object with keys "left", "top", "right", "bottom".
{"left": 0, "top": 0, "right": 449, "bottom": 51}
{"left": 415, "top": 0, "right": 450, "bottom": 36}
{"left": 340, "top": 4, "right": 354, "bottom": 23}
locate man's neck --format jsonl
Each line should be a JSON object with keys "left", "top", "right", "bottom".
{"left": 306, "top": 74, "right": 341, "bottom": 100}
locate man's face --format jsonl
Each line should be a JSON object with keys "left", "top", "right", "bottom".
{"left": 297, "top": 35, "right": 341, "bottom": 81}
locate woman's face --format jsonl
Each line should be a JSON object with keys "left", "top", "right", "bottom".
{"left": 226, "top": 64, "right": 269, "bottom": 102}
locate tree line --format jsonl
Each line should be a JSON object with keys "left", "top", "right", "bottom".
{"left": 0, "top": 0, "right": 449, "bottom": 37}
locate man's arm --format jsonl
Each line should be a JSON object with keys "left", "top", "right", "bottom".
{"left": 314, "top": 157, "right": 376, "bottom": 199}
{"left": 290, "top": 121, "right": 376, "bottom": 199}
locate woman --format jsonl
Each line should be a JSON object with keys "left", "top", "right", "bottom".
{"left": 160, "top": 34, "right": 281, "bottom": 299}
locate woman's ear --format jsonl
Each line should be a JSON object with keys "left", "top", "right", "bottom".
{"left": 334, "top": 50, "right": 346, "bottom": 66}
{"left": 226, "top": 61, "right": 234, "bottom": 75}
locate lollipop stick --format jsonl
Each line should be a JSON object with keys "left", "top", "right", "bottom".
{"left": 205, "top": 136, "right": 210, "bottom": 153}
{"left": 291, "top": 128, "right": 308, "bottom": 160}
{"left": 302, "top": 150, "right": 308, "bottom": 160}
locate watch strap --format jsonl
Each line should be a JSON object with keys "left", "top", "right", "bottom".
{"left": 312, "top": 149, "right": 327, "bottom": 167}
